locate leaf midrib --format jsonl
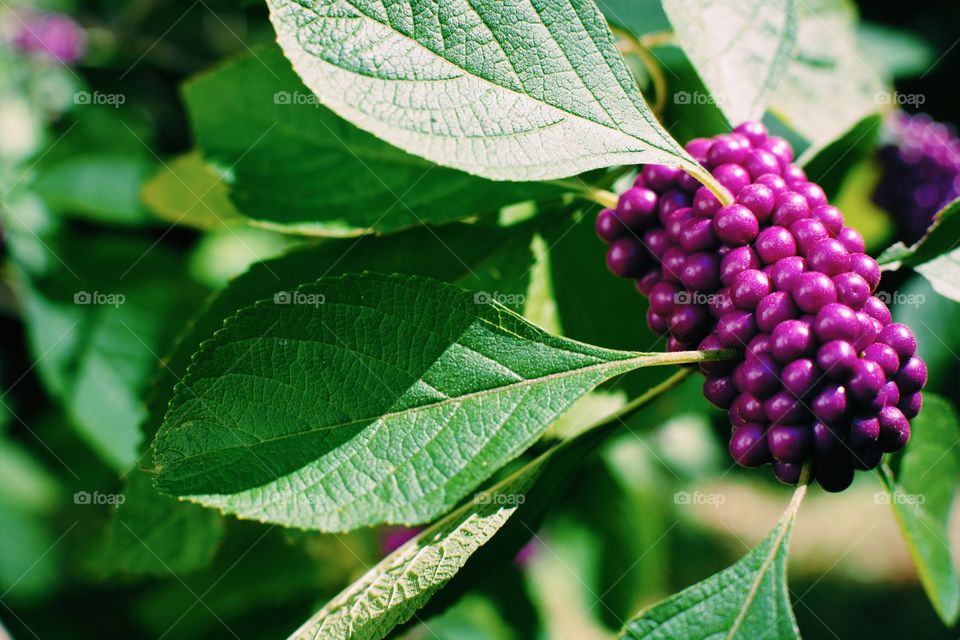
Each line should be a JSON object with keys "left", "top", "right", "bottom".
{"left": 160, "top": 349, "right": 646, "bottom": 468}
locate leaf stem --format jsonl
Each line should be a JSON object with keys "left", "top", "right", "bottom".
{"left": 683, "top": 163, "right": 734, "bottom": 206}
{"left": 546, "top": 179, "right": 619, "bottom": 209}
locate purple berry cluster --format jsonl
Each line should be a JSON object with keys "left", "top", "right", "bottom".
{"left": 11, "top": 12, "right": 86, "bottom": 65}
{"left": 873, "top": 111, "right": 960, "bottom": 243}
{"left": 597, "top": 122, "right": 927, "bottom": 493}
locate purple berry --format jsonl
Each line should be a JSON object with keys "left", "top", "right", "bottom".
{"left": 713, "top": 204, "right": 760, "bottom": 246}
{"left": 837, "top": 227, "right": 866, "bottom": 253}
{"left": 773, "top": 460, "right": 804, "bottom": 485}
{"left": 877, "top": 406, "right": 911, "bottom": 452}
{"left": 848, "top": 416, "right": 880, "bottom": 449}
{"left": 745, "top": 149, "right": 781, "bottom": 179}
{"left": 755, "top": 226, "right": 797, "bottom": 264}
{"left": 719, "top": 246, "right": 761, "bottom": 286}
{"left": 816, "top": 340, "right": 858, "bottom": 380}
{"left": 708, "top": 136, "right": 749, "bottom": 166}
{"left": 642, "top": 164, "right": 681, "bottom": 190}
{"left": 607, "top": 237, "right": 647, "bottom": 278}
{"left": 730, "top": 269, "right": 771, "bottom": 310}
{"left": 681, "top": 252, "right": 721, "bottom": 292}
{"left": 862, "top": 296, "right": 892, "bottom": 325}
{"left": 812, "top": 384, "right": 848, "bottom": 424}
{"left": 736, "top": 184, "right": 776, "bottom": 221}
{"left": 772, "top": 192, "right": 810, "bottom": 227}
{"left": 756, "top": 291, "right": 798, "bottom": 333}
{"left": 740, "top": 353, "right": 782, "bottom": 398}
{"left": 714, "top": 163, "right": 751, "bottom": 193}
{"left": 771, "top": 319, "right": 814, "bottom": 362}
{"left": 782, "top": 358, "right": 819, "bottom": 398}
{"left": 812, "top": 205, "right": 844, "bottom": 236}
{"left": 848, "top": 254, "right": 882, "bottom": 292}
{"left": 767, "top": 424, "right": 811, "bottom": 462}
{"left": 716, "top": 310, "right": 758, "bottom": 348}
{"left": 734, "top": 121, "right": 768, "bottom": 146}
{"left": 813, "top": 303, "right": 859, "bottom": 343}
{"left": 617, "top": 187, "right": 659, "bottom": 229}
{"left": 847, "top": 359, "right": 886, "bottom": 402}
{"left": 693, "top": 187, "right": 721, "bottom": 216}
{"left": 704, "top": 375, "right": 739, "bottom": 409}
{"left": 669, "top": 303, "right": 711, "bottom": 342}
{"left": 895, "top": 356, "right": 927, "bottom": 392}
{"left": 812, "top": 421, "right": 845, "bottom": 456}
{"left": 596, "top": 208, "right": 627, "bottom": 243}
{"left": 768, "top": 256, "right": 806, "bottom": 291}
{"left": 863, "top": 343, "right": 900, "bottom": 377}
{"left": 876, "top": 323, "right": 918, "bottom": 360}
{"left": 899, "top": 392, "right": 923, "bottom": 419}
{"left": 730, "top": 424, "right": 771, "bottom": 467}
{"left": 807, "top": 238, "right": 850, "bottom": 276}
{"left": 791, "top": 218, "right": 829, "bottom": 255}
{"left": 680, "top": 217, "right": 719, "bottom": 253}
{"left": 792, "top": 271, "right": 838, "bottom": 313}
{"left": 832, "top": 272, "right": 871, "bottom": 309}
{"left": 816, "top": 460, "right": 854, "bottom": 492}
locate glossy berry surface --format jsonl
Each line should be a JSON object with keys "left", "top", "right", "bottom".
{"left": 597, "top": 121, "right": 927, "bottom": 492}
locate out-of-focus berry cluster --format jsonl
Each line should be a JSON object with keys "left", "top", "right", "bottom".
{"left": 597, "top": 122, "right": 927, "bottom": 492}
{"left": 8, "top": 11, "right": 86, "bottom": 65}
{"left": 873, "top": 111, "right": 960, "bottom": 243}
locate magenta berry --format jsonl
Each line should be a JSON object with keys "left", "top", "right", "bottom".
{"left": 596, "top": 122, "right": 927, "bottom": 491}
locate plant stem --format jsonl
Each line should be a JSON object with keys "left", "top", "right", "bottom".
{"left": 546, "top": 179, "right": 619, "bottom": 209}
{"left": 683, "top": 163, "right": 734, "bottom": 206}
{"left": 611, "top": 26, "right": 668, "bottom": 117}
{"left": 638, "top": 30, "right": 674, "bottom": 48}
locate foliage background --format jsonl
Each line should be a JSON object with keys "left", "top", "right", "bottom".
{"left": 0, "top": 0, "right": 958, "bottom": 638}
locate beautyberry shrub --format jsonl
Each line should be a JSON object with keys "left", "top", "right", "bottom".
{"left": 598, "top": 122, "right": 927, "bottom": 493}
{"left": 873, "top": 111, "right": 960, "bottom": 243}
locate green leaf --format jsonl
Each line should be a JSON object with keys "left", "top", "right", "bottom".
{"left": 596, "top": 0, "right": 670, "bottom": 36}
{"left": 891, "top": 276, "right": 960, "bottom": 387}
{"left": 141, "top": 152, "right": 242, "bottom": 231}
{"left": 286, "top": 371, "right": 682, "bottom": 640}
{"left": 877, "top": 198, "right": 960, "bottom": 269}
{"left": 267, "top": 0, "right": 699, "bottom": 181}
{"left": 141, "top": 222, "right": 540, "bottom": 447}
{"left": 14, "top": 234, "right": 207, "bottom": 470}
{"left": 33, "top": 153, "right": 158, "bottom": 226}
{"left": 663, "top": 0, "right": 797, "bottom": 125}
{"left": 151, "top": 273, "right": 722, "bottom": 530}
{"left": 620, "top": 486, "right": 804, "bottom": 640}
{"left": 769, "top": 0, "right": 885, "bottom": 150}
{"left": 880, "top": 394, "right": 960, "bottom": 625}
{"left": 184, "top": 46, "right": 563, "bottom": 236}
{"left": 800, "top": 113, "right": 881, "bottom": 199}
{"left": 97, "top": 471, "right": 225, "bottom": 578}
{"left": 857, "top": 22, "right": 935, "bottom": 80}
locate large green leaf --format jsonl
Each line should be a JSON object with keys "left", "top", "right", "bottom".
{"left": 620, "top": 486, "right": 804, "bottom": 640}
{"left": 286, "top": 371, "right": 689, "bottom": 640}
{"left": 769, "top": 0, "right": 884, "bottom": 150}
{"left": 663, "top": 0, "right": 797, "bottom": 125}
{"left": 184, "top": 47, "right": 563, "bottom": 236}
{"left": 880, "top": 394, "right": 960, "bottom": 625}
{"left": 267, "top": 0, "right": 700, "bottom": 182}
{"left": 151, "top": 273, "right": 723, "bottom": 530}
